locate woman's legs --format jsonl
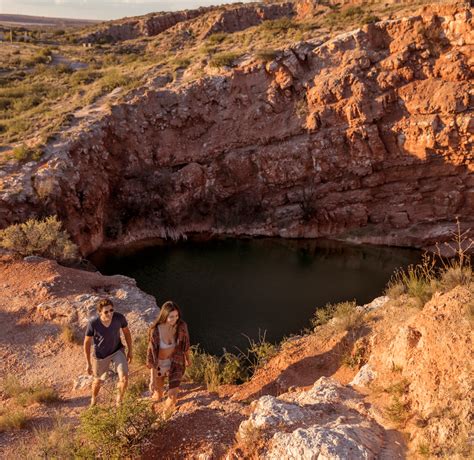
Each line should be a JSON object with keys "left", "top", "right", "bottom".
{"left": 167, "top": 388, "right": 178, "bottom": 406}
{"left": 149, "top": 368, "right": 165, "bottom": 400}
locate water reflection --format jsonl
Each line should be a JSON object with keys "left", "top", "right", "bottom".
{"left": 90, "top": 238, "right": 421, "bottom": 355}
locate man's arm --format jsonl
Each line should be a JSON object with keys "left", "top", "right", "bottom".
{"left": 122, "top": 326, "right": 133, "bottom": 363}
{"left": 84, "top": 336, "right": 93, "bottom": 375}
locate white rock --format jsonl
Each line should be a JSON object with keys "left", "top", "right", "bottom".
{"left": 239, "top": 377, "right": 384, "bottom": 459}
{"left": 73, "top": 374, "right": 94, "bottom": 390}
{"left": 267, "top": 424, "right": 376, "bottom": 460}
{"left": 362, "top": 296, "right": 389, "bottom": 311}
{"left": 350, "top": 364, "right": 377, "bottom": 387}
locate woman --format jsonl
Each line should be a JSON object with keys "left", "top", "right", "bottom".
{"left": 146, "top": 301, "right": 191, "bottom": 411}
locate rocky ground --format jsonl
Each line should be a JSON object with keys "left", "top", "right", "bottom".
{"left": 0, "top": 252, "right": 472, "bottom": 458}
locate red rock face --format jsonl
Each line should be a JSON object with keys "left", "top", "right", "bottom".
{"left": 1, "top": 4, "right": 472, "bottom": 256}
{"left": 80, "top": 3, "right": 295, "bottom": 44}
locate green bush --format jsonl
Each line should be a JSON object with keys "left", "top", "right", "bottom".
{"left": 80, "top": 395, "right": 160, "bottom": 457}
{"left": 209, "top": 52, "right": 240, "bottom": 68}
{"left": 220, "top": 351, "right": 247, "bottom": 384}
{"left": 185, "top": 345, "right": 255, "bottom": 389}
{"left": 0, "top": 215, "right": 79, "bottom": 262}
{"left": 185, "top": 345, "right": 221, "bottom": 389}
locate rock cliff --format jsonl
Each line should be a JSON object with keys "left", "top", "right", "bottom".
{"left": 0, "top": 3, "right": 472, "bottom": 256}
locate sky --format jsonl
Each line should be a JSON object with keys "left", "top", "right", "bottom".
{"left": 0, "top": 0, "right": 252, "bottom": 21}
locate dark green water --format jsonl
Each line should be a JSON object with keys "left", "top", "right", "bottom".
{"left": 90, "top": 238, "right": 421, "bottom": 355}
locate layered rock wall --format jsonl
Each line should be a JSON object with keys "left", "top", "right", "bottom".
{"left": 80, "top": 2, "right": 295, "bottom": 44}
{"left": 1, "top": 4, "right": 472, "bottom": 255}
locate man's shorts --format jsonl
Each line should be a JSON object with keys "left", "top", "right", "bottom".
{"left": 92, "top": 349, "right": 128, "bottom": 380}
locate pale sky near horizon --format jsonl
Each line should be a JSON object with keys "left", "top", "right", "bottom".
{"left": 0, "top": 0, "right": 253, "bottom": 21}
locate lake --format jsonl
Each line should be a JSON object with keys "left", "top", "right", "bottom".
{"left": 90, "top": 238, "right": 421, "bottom": 355}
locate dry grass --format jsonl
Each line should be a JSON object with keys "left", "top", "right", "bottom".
{"left": 312, "top": 300, "right": 364, "bottom": 332}
{"left": 2, "top": 375, "right": 60, "bottom": 406}
{"left": 0, "top": 409, "right": 29, "bottom": 432}
{"left": 60, "top": 324, "right": 81, "bottom": 345}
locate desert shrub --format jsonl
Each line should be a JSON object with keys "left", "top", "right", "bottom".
{"left": 255, "top": 49, "right": 278, "bottom": 62}
{"left": 2, "top": 375, "right": 25, "bottom": 398}
{"left": 245, "top": 332, "right": 277, "bottom": 374}
{"left": 340, "top": 6, "right": 364, "bottom": 18}
{"left": 2, "top": 376, "right": 60, "bottom": 406}
{"left": 220, "top": 350, "right": 248, "bottom": 384}
{"left": 61, "top": 324, "right": 81, "bottom": 345}
{"left": 261, "top": 18, "right": 297, "bottom": 31}
{"left": 9, "top": 144, "right": 43, "bottom": 162}
{"left": 312, "top": 300, "right": 363, "bottom": 331}
{"left": 385, "top": 254, "right": 436, "bottom": 307}
{"left": 384, "top": 379, "right": 410, "bottom": 397}
{"left": 18, "top": 418, "right": 93, "bottom": 458}
{"left": 385, "top": 396, "right": 410, "bottom": 424}
{"left": 0, "top": 215, "right": 79, "bottom": 262}
{"left": 171, "top": 57, "right": 191, "bottom": 70}
{"left": 16, "top": 385, "right": 60, "bottom": 406}
{"left": 185, "top": 346, "right": 221, "bottom": 390}
{"left": 206, "top": 32, "right": 228, "bottom": 45}
{"left": 13, "top": 94, "right": 42, "bottom": 111}
{"left": 11, "top": 144, "right": 30, "bottom": 161}
{"left": 0, "top": 409, "right": 29, "bottom": 432}
{"left": 417, "top": 443, "right": 431, "bottom": 457}
{"left": 99, "top": 69, "right": 131, "bottom": 92}
{"left": 311, "top": 302, "right": 337, "bottom": 328}
{"left": 209, "top": 51, "right": 240, "bottom": 68}
{"left": 439, "top": 264, "right": 472, "bottom": 292}
{"left": 0, "top": 97, "right": 12, "bottom": 110}
{"left": 436, "top": 220, "right": 473, "bottom": 292}
{"left": 341, "top": 339, "right": 368, "bottom": 369}
{"left": 128, "top": 374, "right": 149, "bottom": 398}
{"left": 333, "top": 301, "right": 364, "bottom": 331}
{"left": 362, "top": 14, "right": 380, "bottom": 24}
{"left": 185, "top": 341, "right": 267, "bottom": 389}
{"left": 70, "top": 68, "right": 100, "bottom": 85}
{"left": 80, "top": 394, "right": 160, "bottom": 457}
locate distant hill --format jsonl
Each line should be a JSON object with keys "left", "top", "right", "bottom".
{"left": 0, "top": 14, "right": 101, "bottom": 29}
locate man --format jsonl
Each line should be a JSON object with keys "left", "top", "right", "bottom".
{"left": 84, "top": 298, "right": 133, "bottom": 406}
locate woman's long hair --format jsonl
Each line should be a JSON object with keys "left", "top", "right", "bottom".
{"left": 149, "top": 301, "right": 182, "bottom": 339}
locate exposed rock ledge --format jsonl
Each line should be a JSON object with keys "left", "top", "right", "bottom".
{"left": 0, "top": 4, "right": 472, "bottom": 256}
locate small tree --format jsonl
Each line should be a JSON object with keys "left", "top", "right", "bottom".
{"left": 0, "top": 215, "right": 79, "bottom": 262}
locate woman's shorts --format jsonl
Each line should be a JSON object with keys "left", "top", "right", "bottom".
{"left": 92, "top": 349, "right": 128, "bottom": 380}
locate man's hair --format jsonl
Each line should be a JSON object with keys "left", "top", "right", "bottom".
{"left": 97, "top": 298, "right": 114, "bottom": 312}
